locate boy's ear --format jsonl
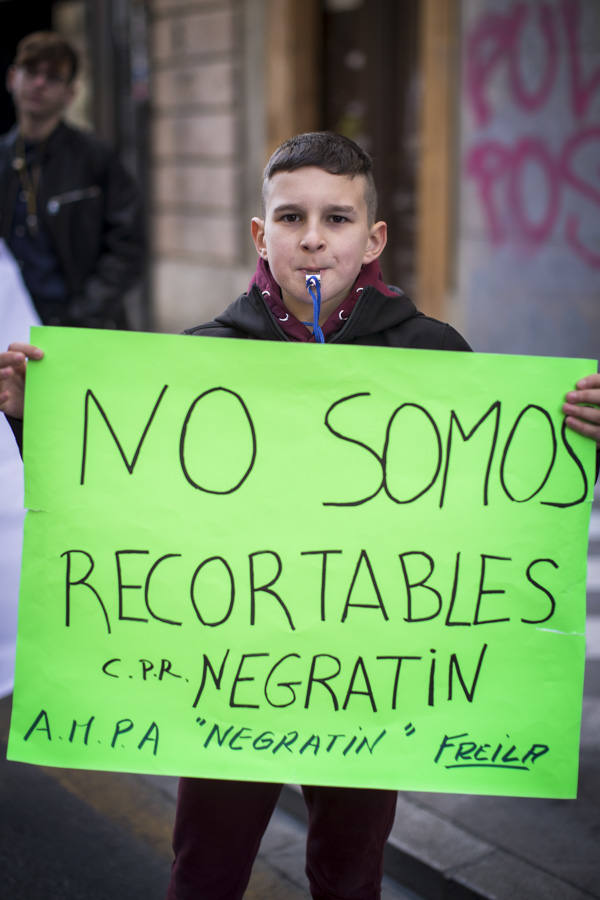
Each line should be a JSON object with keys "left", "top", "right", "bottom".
{"left": 251, "top": 217, "right": 267, "bottom": 258}
{"left": 362, "top": 220, "right": 387, "bottom": 264}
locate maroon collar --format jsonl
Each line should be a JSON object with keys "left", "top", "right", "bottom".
{"left": 249, "top": 258, "right": 396, "bottom": 342}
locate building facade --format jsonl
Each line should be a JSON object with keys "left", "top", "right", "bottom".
{"left": 149, "top": 0, "right": 600, "bottom": 359}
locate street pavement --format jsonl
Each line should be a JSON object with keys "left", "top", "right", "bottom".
{"left": 1, "top": 490, "right": 598, "bottom": 899}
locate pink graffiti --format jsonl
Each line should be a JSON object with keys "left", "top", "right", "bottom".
{"left": 466, "top": 127, "right": 600, "bottom": 268}
{"left": 466, "top": 0, "right": 600, "bottom": 124}
{"left": 465, "top": 0, "right": 600, "bottom": 269}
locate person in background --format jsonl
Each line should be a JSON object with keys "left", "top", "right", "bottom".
{"left": 0, "top": 31, "right": 144, "bottom": 329}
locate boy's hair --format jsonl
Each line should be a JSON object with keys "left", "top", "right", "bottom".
{"left": 13, "top": 31, "right": 79, "bottom": 83}
{"left": 262, "top": 132, "right": 378, "bottom": 223}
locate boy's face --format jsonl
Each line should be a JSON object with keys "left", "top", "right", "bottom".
{"left": 252, "top": 166, "right": 386, "bottom": 323}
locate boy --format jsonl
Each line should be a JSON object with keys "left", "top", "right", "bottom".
{"left": 1, "top": 132, "right": 599, "bottom": 899}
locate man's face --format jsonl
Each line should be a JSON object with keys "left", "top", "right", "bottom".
{"left": 7, "top": 60, "right": 74, "bottom": 124}
{"left": 252, "top": 167, "right": 386, "bottom": 322}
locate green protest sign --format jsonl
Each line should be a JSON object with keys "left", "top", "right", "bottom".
{"left": 8, "top": 326, "right": 596, "bottom": 798}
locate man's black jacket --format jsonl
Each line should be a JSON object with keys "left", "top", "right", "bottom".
{"left": 0, "top": 121, "right": 144, "bottom": 328}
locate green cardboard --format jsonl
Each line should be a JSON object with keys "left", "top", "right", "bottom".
{"left": 7, "top": 326, "right": 596, "bottom": 798}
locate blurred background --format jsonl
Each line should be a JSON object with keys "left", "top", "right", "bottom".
{"left": 1, "top": 0, "right": 597, "bottom": 355}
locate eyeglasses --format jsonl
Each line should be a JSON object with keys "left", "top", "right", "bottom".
{"left": 18, "top": 63, "right": 70, "bottom": 86}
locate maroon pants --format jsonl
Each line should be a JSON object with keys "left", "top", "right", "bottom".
{"left": 167, "top": 777, "right": 397, "bottom": 899}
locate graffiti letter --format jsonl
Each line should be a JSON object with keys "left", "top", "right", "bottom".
{"left": 508, "top": 139, "right": 560, "bottom": 245}
{"left": 508, "top": 4, "right": 558, "bottom": 113}
{"left": 466, "top": 141, "right": 512, "bottom": 243}
{"left": 465, "top": 5, "right": 524, "bottom": 125}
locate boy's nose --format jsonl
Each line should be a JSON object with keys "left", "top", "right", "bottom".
{"left": 300, "top": 229, "right": 325, "bottom": 251}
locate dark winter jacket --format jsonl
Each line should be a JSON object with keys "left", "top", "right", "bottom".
{"left": 185, "top": 282, "right": 471, "bottom": 353}
{"left": 0, "top": 121, "right": 144, "bottom": 328}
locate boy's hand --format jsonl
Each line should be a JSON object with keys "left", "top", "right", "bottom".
{"left": 563, "top": 374, "right": 600, "bottom": 445}
{"left": 0, "top": 343, "right": 44, "bottom": 420}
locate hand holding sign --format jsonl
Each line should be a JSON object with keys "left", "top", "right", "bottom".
{"left": 0, "top": 342, "right": 43, "bottom": 419}
{"left": 563, "top": 374, "right": 600, "bottom": 445}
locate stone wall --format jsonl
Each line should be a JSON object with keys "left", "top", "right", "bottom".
{"left": 149, "top": 0, "right": 264, "bottom": 333}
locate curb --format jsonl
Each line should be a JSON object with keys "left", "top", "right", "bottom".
{"left": 278, "top": 786, "right": 594, "bottom": 900}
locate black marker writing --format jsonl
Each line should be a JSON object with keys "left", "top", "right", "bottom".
{"left": 323, "top": 395, "right": 587, "bottom": 508}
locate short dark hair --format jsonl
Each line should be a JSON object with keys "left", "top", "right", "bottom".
{"left": 262, "top": 132, "right": 378, "bottom": 223}
{"left": 13, "top": 31, "right": 79, "bottom": 83}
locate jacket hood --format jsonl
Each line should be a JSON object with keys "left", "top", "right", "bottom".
{"left": 213, "top": 259, "right": 421, "bottom": 342}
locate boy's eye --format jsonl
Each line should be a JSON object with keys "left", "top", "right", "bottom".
{"left": 280, "top": 213, "right": 300, "bottom": 223}
{"left": 330, "top": 215, "right": 348, "bottom": 224}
